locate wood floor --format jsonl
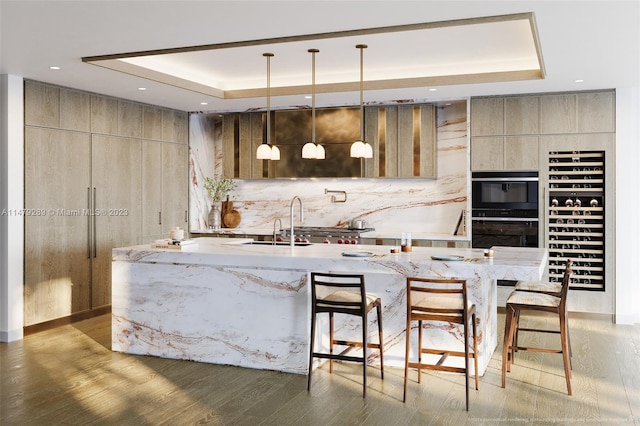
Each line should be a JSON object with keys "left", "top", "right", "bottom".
{"left": 2, "top": 313, "right": 639, "bottom": 425}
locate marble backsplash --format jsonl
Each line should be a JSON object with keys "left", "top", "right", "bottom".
{"left": 189, "top": 101, "right": 470, "bottom": 238}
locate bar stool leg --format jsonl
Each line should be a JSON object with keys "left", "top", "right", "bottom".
{"left": 560, "top": 311, "right": 572, "bottom": 395}
{"left": 362, "top": 313, "right": 368, "bottom": 398}
{"left": 403, "top": 315, "right": 411, "bottom": 402}
{"left": 463, "top": 312, "right": 470, "bottom": 411}
{"left": 472, "top": 312, "right": 479, "bottom": 391}
{"left": 307, "top": 311, "right": 316, "bottom": 391}
{"left": 502, "top": 305, "right": 515, "bottom": 388}
{"left": 417, "top": 320, "right": 423, "bottom": 384}
{"left": 376, "top": 302, "right": 384, "bottom": 379}
{"left": 329, "top": 312, "right": 334, "bottom": 373}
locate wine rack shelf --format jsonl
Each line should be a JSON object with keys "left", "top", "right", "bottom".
{"left": 548, "top": 151, "right": 605, "bottom": 290}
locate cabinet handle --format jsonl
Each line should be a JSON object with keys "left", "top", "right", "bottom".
{"left": 87, "top": 187, "right": 91, "bottom": 259}
{"left": 184, "top": 210, "right": 188, "bottom": 223}
{"left": 93, "top": 187, "right": 97, "bottom": 258}
{"left": 158, "top": 212, "right": 162, "bottom": 225}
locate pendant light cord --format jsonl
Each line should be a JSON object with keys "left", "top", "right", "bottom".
{"left": 357, "top": 44, "right": 367, "bottom": 142}
{"left": 311, "top": 49, "right": 317, "bottom": 144}
{"left": 264, "top": 53, "right": 273, "bottom": 145}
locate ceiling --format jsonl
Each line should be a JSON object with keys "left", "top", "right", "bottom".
{"left": 1, "top": 1, "right": 638, "bottom": 113}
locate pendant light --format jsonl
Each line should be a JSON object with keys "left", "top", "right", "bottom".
{"left": 350, "top": 44, "right": 373, "bottom": 159}
{"left": 256, "top": 52, "right": 280, "bottom": 160}
{"left": 302, "top": 49, "right": 325, "bottom": 159}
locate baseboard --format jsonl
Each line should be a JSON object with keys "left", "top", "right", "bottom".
{"left": 23, "top": 305, "right": 111, "bottom": 336}
{"left": 0, "top": 328, "right": 24, "bottom": 342}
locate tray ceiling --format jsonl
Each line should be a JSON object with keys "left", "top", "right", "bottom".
{"left": 83, "top": 13, "right": 544, "bottom": 100}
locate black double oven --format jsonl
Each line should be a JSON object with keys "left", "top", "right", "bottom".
{"left": 471, "top": 171, "right": 540, "bottom": 285}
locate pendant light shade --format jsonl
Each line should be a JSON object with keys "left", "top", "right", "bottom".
{"left": 351, "top": 44, "right": 373, "bottom": 159}
{"left": 256, "top": 143, "right": 272, "bottom": 159}
{"left": 270, "top": 145, "right": 280, "bottom": 160}
{"left": 302, "top": 142, "right": 318, "bottom": 158}
{"left": 256, "top": 52, "right": 279, "bottom": 160}
{"left": 302, "top": 48, "right": 324, "bottom": 159}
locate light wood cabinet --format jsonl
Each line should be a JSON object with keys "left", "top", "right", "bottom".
{"left": 505, "top": 96, "right": 539, "bottom": 135}
{"left": 24, "top": 131, "right": 143, "bottom": 321}
{"left": 162, "top": 109, "right": 189, "bottom": 144}
{"left": 540, "top": 94, "right": 577, "bottom": 134}
{"left": 91, "top": 95, "right": 118, "bottom": 135}
{"left": 161, "top": 143, "right": 189, "bottom": 235}
{"left": 24, "top": 80, "right": 189, "bottom": 326}
{"left": 541, "top": 91, "right": 615, "bottom": 134}
{"left": 576, "top": 92, "right": 615, "bottom": 133}
{"left": 91, "top": 135, "right": 142, "bottom": 308}
{"left": 470, "top": 136, "right": 504, "bottom": 170}
{"left": 504, "top": 136, "right": 539, "bottom": 170}
{"left": 142, "top": 141, "right": 163, "bottom": 237}
{"left": 470, "top": 135, "right": 539, "bottom": 171}
{"left": 142, "top": 142, "right": 189, "bottom": 241}
{"left": 470, "top": 98, "right": 504, "bottom": 136}
{"left": 374, "top": 104, "right": 436, "bottom": 178}
{"left": 24, "top": 128, "right": 92, "bottom": 325}
{"left": 471, "top": 91, "right": 613, "bottom": 171}
{"left": 60, "top": 89, "right": 91, "bottom": 132}
{"left": 24, "top": 82, "right": 60, "bottom": 128}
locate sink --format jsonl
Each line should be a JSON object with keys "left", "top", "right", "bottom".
{"left": 244, "top": 241, "right": 313, "bottom": 247}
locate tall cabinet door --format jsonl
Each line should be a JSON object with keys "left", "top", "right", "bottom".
{"left": 24, "top": 128, "right": 91, "bottom": 326}
{"left": 91, "top": 135, "right": 142, "bottom": 308}
{"left": 142, "top": 141, "right": 163, "bottom": 240}
{"left": 162, "top": 143, "right": 189, "bottom": 234}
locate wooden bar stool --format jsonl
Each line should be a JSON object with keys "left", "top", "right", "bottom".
{"left": 502, "top": 259, "right": 573, "bottom": 395}
{"left": 307, "top": 272, "right": 384, "bottom": 398}
{"left": 513, "top": 267, "right": 572, "bottom": 360}
{"left": 403, "top": 277, "right": 478, "bottom": 411}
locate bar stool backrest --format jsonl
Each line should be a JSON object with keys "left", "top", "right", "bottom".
{"left": 310, "top": 272, "right": 367, "bottom": 316}
{"left": 406, "top": 277, "right": 469, "bottom": 324}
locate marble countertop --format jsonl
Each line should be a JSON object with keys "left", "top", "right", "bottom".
{"left": 189, "top": 228, "right": 469, "bottom": 241}
{"left": 114, "top": 237, "right": 546, "bottom": 281}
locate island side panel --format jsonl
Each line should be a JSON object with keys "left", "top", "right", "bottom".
{"left": 112, "top": 260, "right": 310, "bottom": 374}
{"left": 112, "top": 242, "right": 546, "bottom": 376}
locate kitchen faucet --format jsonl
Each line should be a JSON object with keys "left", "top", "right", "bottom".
{"left": 290, "top": 196, "right": 304, "bottom": 247}
{"left": 273, "top": 218, "right": 282, "bottom": 245}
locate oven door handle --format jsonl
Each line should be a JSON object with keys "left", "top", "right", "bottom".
{"left": 471, "top": 217, "right": 538, "bottom": 222}
{"left": 471, "top": 177, "right": 539, "bottom": 182}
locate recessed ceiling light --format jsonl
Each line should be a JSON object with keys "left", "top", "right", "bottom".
{"left": 49, "top": 66, "right": 60, "bottom": 70}
{"left": 428, "top": 88, "right": 437, "bottom": 92}
{"left": 574, "top": 79, "right": 584, "bottom": 83}
{"left": 138, "top": 87, "right": 147, "bottom": 91}
{"left": 200, "top": 102, "right": 208, "bottom": 105}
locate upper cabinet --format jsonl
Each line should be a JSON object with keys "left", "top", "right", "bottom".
{"left": 471, "top": 96, "right": 540, "bottom": 171}
{"left": 220, "top": 103, "right": 437, "bottom": 179}
{"left": 471, "top": 91, "right": 615, "bottom": 171}
{"left": 540, "top": 92, "right": 615, "bottom": 134}
{"left": 364, "top": 104, "right": 436, "bottom": 179}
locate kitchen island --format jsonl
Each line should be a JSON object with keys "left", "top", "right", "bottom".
{"left": 112, "top": 238, "right": 547, "bottom": 375}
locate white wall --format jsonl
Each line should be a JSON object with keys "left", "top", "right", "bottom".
{"left": 0, "top": 74, "right": 24, "bottom": 342}
{"left": 614, "top": 86, "right": 640, "bottom": 324}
